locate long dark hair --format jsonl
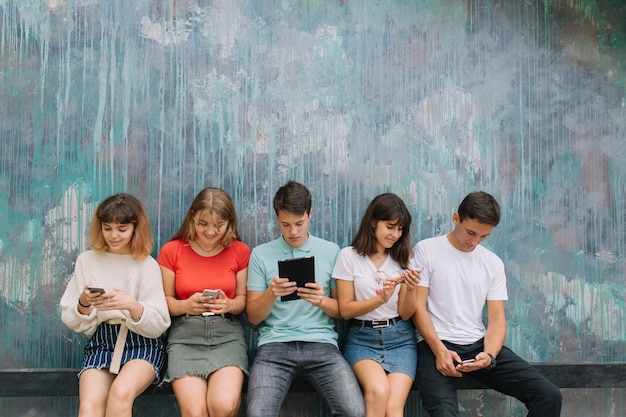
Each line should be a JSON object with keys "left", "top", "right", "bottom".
{"left": 351, "top": 193, "right": 412, "bottom": 269}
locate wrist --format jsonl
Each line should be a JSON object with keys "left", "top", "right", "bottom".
{"left": 134, "top": 303, "right": 144, "bottom": 321}
{"left": 484, "top": 352, "right": 497, "bottom": 370}
{"left": 78, "top": 298, "right": 91, "bottom": 308}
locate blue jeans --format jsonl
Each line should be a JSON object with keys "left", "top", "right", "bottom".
{"left": 417, "top": 340, "right": 562, "bottom": 417}
{"left": 246, "top": 342, "right": 365, "bottom": 417}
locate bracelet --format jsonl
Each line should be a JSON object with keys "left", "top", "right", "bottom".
{"left": 78, "top": 299, "right": 91, "bottom": 308}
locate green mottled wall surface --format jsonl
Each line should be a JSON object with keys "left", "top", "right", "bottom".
{"left": 1, "top": 0, "right": 625, "bottom": 416}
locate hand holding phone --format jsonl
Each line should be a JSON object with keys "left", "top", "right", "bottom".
{"left": 202, "top": 289, "right": 219, "bottom": 299}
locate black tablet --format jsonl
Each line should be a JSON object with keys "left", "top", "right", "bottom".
{"left": 278, "top": 256, "right": 315, "bottom": 301}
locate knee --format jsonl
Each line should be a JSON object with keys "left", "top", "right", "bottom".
{"left": 364, "top": 383, "right": 390, "bottom": 403}
{"left": 208, "top": 395, "right": 241, "bottom": 417}
{"left": 182, "top": 405, "right": 208, "bottom": 417}
{"left": 107, "top": 383, "right": 137, "bottom": 405}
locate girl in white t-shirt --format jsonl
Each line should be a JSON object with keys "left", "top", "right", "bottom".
{"left": 334, "top": 193, "right": 421, "bottom": 417}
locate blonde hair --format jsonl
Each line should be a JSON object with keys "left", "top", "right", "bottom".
{"left": 87, "top": 193, "right": 154, "bottom": 259}
{"left": 170, "top": 187, "right": 240, "bottom": 247}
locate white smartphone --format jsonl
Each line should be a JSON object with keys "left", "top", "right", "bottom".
{"left": 461, "top": 359, "right": 475, "bottom": 364}
{"left": 202, "top": 289, "right": 219, "bottom": 299}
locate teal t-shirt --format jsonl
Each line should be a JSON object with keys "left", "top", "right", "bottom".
{"left": 247, "top": 234, "right": 340, "bottom": 347}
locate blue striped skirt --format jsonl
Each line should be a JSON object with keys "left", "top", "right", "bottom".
{"left": 80, "top": 322, "right": 165, "bottom": 382}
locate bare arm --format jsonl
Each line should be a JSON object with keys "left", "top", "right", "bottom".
{"left": 413, "top": 286, "right": 463, "bottom": 377}
{"left": 335, "top": 279, "right": 386, "bottom": 319}
{"left": 228, "top": 267, "right": 248, "bottom": 315}
{"left": 296, "top": 281, "right": 341, "bottom": 318}
{"left": 161, "top": 265, "right": 206, "bottom": 316}
{"left": 455, "top": 299, "right": 507, "bottom": 373}
{"left": 397, "top": 269, "right": 420, "bottom": 320}
{"left": 483, "top": 300, "right": 506, "bottom": 357}
{"left": 246, "top": 288, "right": 275, "bottom": 325}
{"left": 246, "top": 276, "right": 297, "bottom": 325}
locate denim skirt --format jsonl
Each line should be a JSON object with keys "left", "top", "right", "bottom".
{"left": 80, "top": 322, "right": 165, "bottom": 381}
{"left": 164, "top": 314, "right": 248, "bottom": 382}
{"left": 343, "top": 318, "right": 417, "bottom": 379}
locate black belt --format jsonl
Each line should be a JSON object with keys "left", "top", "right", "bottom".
{"left": 185, "top": 313, "right": 238, "bottom": 321}
{"left": 349, "top": 317, "right": 401, "bottom": 328}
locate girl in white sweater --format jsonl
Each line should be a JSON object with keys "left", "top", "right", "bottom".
{"left": 60, "top": 193, "right": 170, "bottom": 417}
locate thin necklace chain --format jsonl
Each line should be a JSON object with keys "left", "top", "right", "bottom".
{"left": 194, "top": 239, "right": 222, "bottom": 254}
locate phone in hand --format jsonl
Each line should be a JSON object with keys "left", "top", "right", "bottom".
{"left": 461, "top": 359, "right": 475, "bottom": 364}
{"left": 88, "top": 287, "right": 105, "bottom": 294}
{"left": 202, "top": 289, "right": 219, "bottom": 299}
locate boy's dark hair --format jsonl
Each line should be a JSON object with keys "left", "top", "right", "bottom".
{"left": 273, "top": 181, "right": 312, "bottom": 215}
{"left": 351, "top": 193, "right": 412, "bottom": 269}
{"left": 457, "top": 191, "right": 500, "bottom": 227}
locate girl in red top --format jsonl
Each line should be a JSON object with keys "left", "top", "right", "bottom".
{"left": 158, "top": 187, "right": 250, "bottom": 417}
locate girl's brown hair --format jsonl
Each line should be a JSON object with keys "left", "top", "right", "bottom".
{"left": 351, "top": 193, "right": 412, "bottom": 269}
{"left": 170, "top": 187, "right": 240, "bottom": 247}
{"left": 87, "top": 193, "right": 154, "bottom": 259}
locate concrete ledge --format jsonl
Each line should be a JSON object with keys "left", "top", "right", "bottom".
{"left": 1, "top": 363, "right": 625, "bottom": 397}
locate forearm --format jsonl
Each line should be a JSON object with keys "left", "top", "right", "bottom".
{"left": 229, "top": 294, "right": 247, "bottom": 315}
{"left": 339, "top": 297, "right": 384, "bottom": 319}
{"left": 483, "top": 321, "right": 506, "bottom": 356}
{"left": 128, "top": 300, "right": 143, "bottom": 321}
{"left": 483, "top": 300, "right": 506, "bottom": 356}
{"left": 166, "top": 295, "right": 191, "bottom": 317}
{"left": 397, "top": 288, "right": 417, "bottom": 320}
{"left": 246, "top": 289, "right": 276, "bottom": 325}
{"left": 318, "top": 295, "right": 342, "bottom": 318}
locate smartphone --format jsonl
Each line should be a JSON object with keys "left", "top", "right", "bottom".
{"left": 461, "top": 359, "right": 476, "bottom": 364}
{"left": 202, "top": 289, "right": 219, "bottom": 299}
{"left": 88, "top": 287, "right": 105, "bottom": 294}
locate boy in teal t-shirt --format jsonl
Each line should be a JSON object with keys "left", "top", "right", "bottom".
{"left": 246, "top": 181, "right": 364, "bottom": 417}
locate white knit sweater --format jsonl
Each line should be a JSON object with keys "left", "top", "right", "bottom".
{"left": 60, "top": 250, "right": 171, "bottom": 338}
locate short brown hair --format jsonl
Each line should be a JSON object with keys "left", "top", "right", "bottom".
{"left": 273, "top": 181, "right": 312, "bottom": 216}
{"left": 457, "top": 191, "right": 500, "bottom": 226}
{"left": 88, "top": 193, "right": 154, "bottom": 259}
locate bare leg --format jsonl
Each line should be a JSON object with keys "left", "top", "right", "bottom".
{"left": 172, "top": 375, "right": 210, "bottom": 417}
{"left": 105, "top": 360, "right": 156, "bottom": 417}
{"left": 78, "top": 369, "right": 115, "bottom": 417}
{"left": 385, "top": 372, "right": 414, "bottom": 417}
{"left": 207, "top": 366, "right": 245, "bottom": 417}
{"left": 352, "top": 360, "right": 390, "bottom": 417}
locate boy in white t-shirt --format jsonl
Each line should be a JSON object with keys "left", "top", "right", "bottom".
{"left": 413, "top": 191, "right": 562, "bottom": 417}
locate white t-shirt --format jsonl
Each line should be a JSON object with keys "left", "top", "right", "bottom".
{"left": 333, "top": 246, "right": 409, "bottom": 321}
{"left": 413, "top": 235, "right": 507, "bottom": 345}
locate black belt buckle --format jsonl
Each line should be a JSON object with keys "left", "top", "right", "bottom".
{"left": 371, "top": 319, "right": 391, "bottom": 328}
